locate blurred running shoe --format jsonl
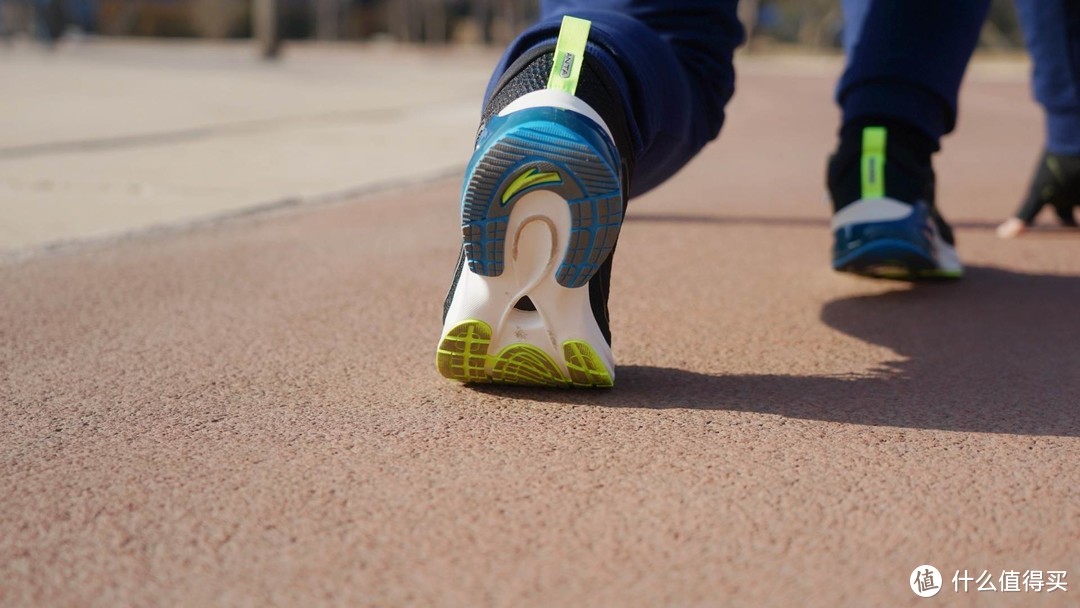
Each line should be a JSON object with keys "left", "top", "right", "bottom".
{"left": 828, "top": 121, "right": 962, "bottom": 279}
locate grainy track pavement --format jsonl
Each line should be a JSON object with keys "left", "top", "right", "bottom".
{"left": 2, "top": 49, "right": 1078, "bottom": 606}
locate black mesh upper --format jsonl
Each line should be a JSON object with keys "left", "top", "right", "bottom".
{"left": 480, "top": 45, "right": 634, "bottom": 183}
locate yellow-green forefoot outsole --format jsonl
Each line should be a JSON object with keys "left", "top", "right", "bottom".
{"left": 563, "top": 340, "right": 614, "bottom": 387}
{"left": 491, "top": 344, "right": 567, "bottom": 387}
{"left": 436, "top": 321, "right": 613, "bottom": 388}
{"left": 436, "top": 320, "right": 493, "bottom": 383}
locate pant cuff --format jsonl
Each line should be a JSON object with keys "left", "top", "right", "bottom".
{"left": 840, "top": 81, "right": 950, "bottom": 145}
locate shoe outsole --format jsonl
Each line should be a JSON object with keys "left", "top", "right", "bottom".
{"left": 437, "top": 320, "right": 614, "bottom": 388}
{"left": 833, "top": 239, "right": 963, "bottom": 280}
{"left": 461, "top": 108, "right": 622, "bottom": 290}
{"left": 438, "top": 102, "right": 622, "bottom": 388}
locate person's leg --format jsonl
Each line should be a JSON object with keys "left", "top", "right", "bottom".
{"left": 485, "top": 0, "right": 743, "bottom": 197}
{"left": 1017, "top": 0, "right": 1080, "bottom": 157}
{"left": 437, "top": 1, "right": 742, "bottom": 387}
{"left": 838, "top": 0, "right": 990, "bottom": 145}
{"left": 828, "top": 0, "right": 989, "bottom": 279}
{"left": 998, "top": 0, "right": 1080, "bottom": 236}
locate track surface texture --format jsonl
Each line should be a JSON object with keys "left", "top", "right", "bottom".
{"left": 3, "top": 54, "right": 1079, "bottom": 606}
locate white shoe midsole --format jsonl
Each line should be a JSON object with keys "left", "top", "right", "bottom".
{"left": 830, "top": 197, "right": 913, "bottom": 231}
{"left": 497, "top": 89, "right": 614, "bottom": 141}
{"left": 442, "top": 190, "right": 615, "bottom": 378}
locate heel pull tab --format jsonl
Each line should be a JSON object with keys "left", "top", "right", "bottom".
{"left": 547, "top": 16, "right": 591, "bottom": 95}
{"left": 861, "top": 126, "right": 887, "bottom": 199}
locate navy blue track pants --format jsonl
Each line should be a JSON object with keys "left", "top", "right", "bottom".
{"left": 486, "top": 0, "right": 1080, "bottom": 196}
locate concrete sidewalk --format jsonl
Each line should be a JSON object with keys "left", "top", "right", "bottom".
{"left": 0, "top": 40, "right": 495, "bottom": 253}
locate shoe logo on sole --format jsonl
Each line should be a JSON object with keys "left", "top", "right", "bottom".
{"left": 501, "top": 168, "right": 563, "bottom": 206}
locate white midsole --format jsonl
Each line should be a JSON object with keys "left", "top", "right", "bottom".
{"left": 497, "top": 89, "right": 614, "bottom": 142}
{"left": 442, "top": 190, "right": 614, "bottom": 379}
{"left": 830, "top": 197, "right": 913, "bottom": 231}
{"left": 929, "top": 222, "right": 963, "bottom": 273}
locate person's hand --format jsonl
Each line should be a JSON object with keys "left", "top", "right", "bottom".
{"left": 998, "top": 151, "right": 1080, "bottom": 238}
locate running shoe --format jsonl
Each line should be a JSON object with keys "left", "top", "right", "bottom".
{"left": 828, "top": 122, "right": 963, "bottom": 279}
{"left": 436, "top": 16, "right": 632, "bottom": 387}
{"left": 997, "top": 150, "right": 1080, "bottom": 238}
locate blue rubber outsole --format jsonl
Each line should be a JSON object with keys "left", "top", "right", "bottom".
{"left": 460, "top": 107, "right": 623, "bottom": 290}
{"left": 833, "top": 239, "right": 959, "bottom": 280}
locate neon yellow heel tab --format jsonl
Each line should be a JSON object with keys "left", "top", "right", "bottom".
{"left": 861, "top": 127, "right": 887, "bottom": 199}
{"left": 547, "top": 16, "right": 591, "bottom": 95}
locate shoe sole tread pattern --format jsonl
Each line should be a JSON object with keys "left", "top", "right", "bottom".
{"left": 462, "top": 110, "right": 622, "bottom": 290}
{"left": 439, "top": 107, "right": 621, "bottom": 388}
{"left": 437, "top": 320, "right": 613, "bottom": 388}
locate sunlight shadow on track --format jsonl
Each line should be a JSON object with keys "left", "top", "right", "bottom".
{"left": 474, "top": 266, "right": 1080, "bottom": 437}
